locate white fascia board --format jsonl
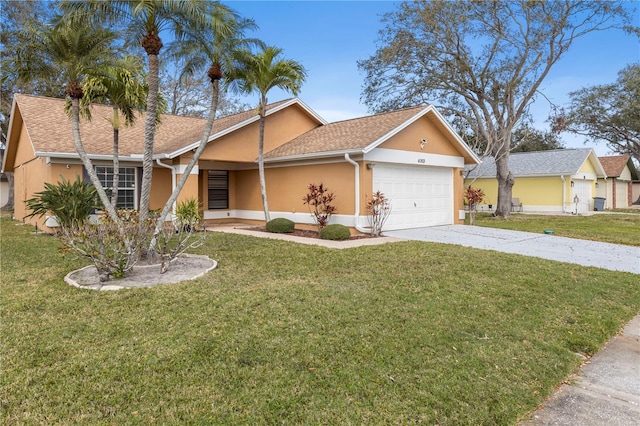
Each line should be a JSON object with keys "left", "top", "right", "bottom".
{"left": 36, "top": 151, "right": 145, "bottom": 163}
{"left": 165, "top": 98, "right": 328, "bottom": 160}
{"left": 468, "top": 173, "right": 588, "bottom": 179}
{"left": 263, "top": 149, "right": 361, "bottom": 164}
{"left": 571, "top": 172, "right": 598, "bottom": 180}
{"left": 364, "top": 148, "right": 464, "bottom": 168}
{"left": 428, "top": 107, "right": 481, "bottom": 164}
{"left": 587, "top": 149, "right": 607, "bottom": 178}
{"left": 175, "top": 164, "right": 199, "bottom": 175}
{"left": 287, "top": 98, "right": 328, "bottom": 125}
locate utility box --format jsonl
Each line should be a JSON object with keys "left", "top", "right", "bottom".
{"left": 593, "top": 197, "right": 606, "bottom": 211}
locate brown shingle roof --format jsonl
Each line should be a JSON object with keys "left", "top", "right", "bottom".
{"left": 599, "top": 154, "right": 630, "bottom": 177}
{"left": 264, "top": 106, "right": 427, "bottom": 159}
{"left": 13, "top": 94, "right": 291, "bottom": 157}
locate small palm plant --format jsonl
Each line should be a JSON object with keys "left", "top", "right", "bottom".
{"left": 25, "top": 175, "right": 102, "bottom": 228}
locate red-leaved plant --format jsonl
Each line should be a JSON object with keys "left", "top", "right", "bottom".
{"left": 366, "top": 191, "right": 392, "bottom": 236}
{"left": 302, "top": 183, "right": 337, "bottom": 232}
{"left": 464, "top": 185, "right": 485, "bottom": 225}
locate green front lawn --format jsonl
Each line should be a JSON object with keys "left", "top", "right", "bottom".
{"left": 469, "top": 212, "right": 640, "bottom": 246}
{"left": 2, "top": 216, "right": 639, "bottom": 424}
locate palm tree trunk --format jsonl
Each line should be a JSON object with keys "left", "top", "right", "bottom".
{"left": 148, "top": 79, "right": 221, "bottom": 259}
{"left": 138, "top": 52, "right": 160, "bottom": 227}
{"left": 258, "top": 94, "right": 270, "bottom": 222}
{"left": 111, "top": 106, "right": 120, "bottom": 207}
{"left": 69, "top": 97, "right": 124, "bottom": 234}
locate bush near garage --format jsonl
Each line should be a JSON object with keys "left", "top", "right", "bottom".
{"left": 319, "top": 223, "right": 350, "bottom": 240}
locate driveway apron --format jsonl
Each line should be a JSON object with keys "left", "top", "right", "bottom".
{"left": 385, "top": 225, "right": 639, "bottom": 274}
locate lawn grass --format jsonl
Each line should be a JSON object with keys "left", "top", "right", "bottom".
{"left": 2, "top": 215, "right": 640, "bottom": 424}
{"left": 469, "top": 212, "right": 640, "bottom": 246}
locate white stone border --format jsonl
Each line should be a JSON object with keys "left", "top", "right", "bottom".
{"left": 64, "top": 254, "right": 218, "bottom": 291}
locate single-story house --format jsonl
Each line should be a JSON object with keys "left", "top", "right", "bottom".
{"left": 0, "top": 147, "right": 10, "bottom": 209}
{"left": 0, "top": 172, "right": 8, "bottom": 209}
{"left": 2, "top": 94, "right": 479, "bottom": 233}
{"left": 597, "top": 155, "right": 639, "bottom": 209}
{"left": 464, "top": 148, "right": 606, "bottom": 214}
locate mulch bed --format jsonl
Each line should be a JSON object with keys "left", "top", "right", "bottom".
{"left": 250, "top": 227, "right": 376, "bottom": 241}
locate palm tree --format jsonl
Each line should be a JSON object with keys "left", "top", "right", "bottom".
{"left": 235, "top": 46, "right": 307, "bottom": 222}
{"left": 13, "top": 17, "right": 124, "bottom": 231}
{"left": 80, "top": 56, "right": 148, "bottom": 206}
{"left": 61, "top": 0, "right": 221, "bottom": 227}
{"left": 147, "top": 10, "right": 262, "bottom": 255}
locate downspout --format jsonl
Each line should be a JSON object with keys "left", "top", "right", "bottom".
{"left": 344, "top": 153, "right": 370, "bottom": 234}
{"left": 560, "top": 175, "right": 566, "bottom": 213}
{"left": 156, "top": 158, "right": 177, "bottom": 216}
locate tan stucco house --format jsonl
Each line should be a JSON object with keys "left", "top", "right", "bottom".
{"left": 596, "top": 155, "right": 639, "bottom": 209}
{"left": 464, "top": 149, "right": 606, "bottom": 214}
{"left": 2, "top": 94, "right": 479, "bottom": 233}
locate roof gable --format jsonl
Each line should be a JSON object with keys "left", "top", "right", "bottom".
{"left": 466, "top": 148, "right": 606, "bottom": 178}
{"left": 164, "top": 98, "right": 326, "bottom": 159}
{"left": 7, "top": 94, "right": 322, "bottom": 161}
{"left": 264, "top": 105, "right": 479, "bottom": 164}
{"left": 598, "top": 154, "right": 638, "bottom": 179}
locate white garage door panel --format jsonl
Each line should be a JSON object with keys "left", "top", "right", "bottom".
{"left": 571, "top": 180, "right": 592, "bottom": 214}
{"left": 373, "top": 164, "right": 453, "bottom": 230}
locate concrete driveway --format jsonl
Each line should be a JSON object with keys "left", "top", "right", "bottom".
{"left": 385, "top": 225, "right": 640, "bottom": 274}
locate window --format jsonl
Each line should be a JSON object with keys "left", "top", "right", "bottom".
{"left": 208, "top": 170, "right": 228, "bottom": 209}
{"left": 95, "top": 166, "right": 136, "bottom": 209}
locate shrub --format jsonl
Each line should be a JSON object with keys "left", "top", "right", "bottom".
{"left": 174, "top": 197, "right": 201, "bottom": 232}
{"left": 302, "top": 183, "right": 337, "bottom": 232}
{"left": 366, "top": 191, "right": 392, "bottom": 236}
{"left": 319, "top": 224, "right": 351, "bottom": 241}
{"left": 266, "top": 218, "right": 295, "bottom": 233}
{"left": 60, "top": 209, "right": 146, "bottom": 282}
{"left": 25, "top": 175, "right": 102, "bottom": 227}
{"left": 464, "top": 186, "right": 485, "bottom": 225}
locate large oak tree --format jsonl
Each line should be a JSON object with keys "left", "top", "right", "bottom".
{"left": 359, "top": 0, "right": 637, "bottom": 217}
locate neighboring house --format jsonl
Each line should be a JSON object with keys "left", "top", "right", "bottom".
{"left": 2, "top": 94, "right": 479, "bottom": 233}
{"left": 597, "top": 155, "right": 639, "bottom": 209}
{"left": 0, "top": 172, "right": 8, "bottom": 209}
{"left": 0, "top": 147, "right": 9, "bottom": 209}
{"left": 464, "top": 149, "right": 606, "bottom": 214}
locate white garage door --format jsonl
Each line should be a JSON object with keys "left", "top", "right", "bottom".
{"left": 373, "top": 164, "right": 453, "bottom": 230}
{"left": 571, "top": 180, "right": 592, "bottom": 214}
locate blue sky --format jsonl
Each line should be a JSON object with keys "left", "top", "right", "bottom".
{"left": 226, "top": 0, "right": 639, "bottom": 154}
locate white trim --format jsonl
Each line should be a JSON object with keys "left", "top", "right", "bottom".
{"left": 175, "top": 164, "right": 199, "bottom": 175}
{"left": 362, "top": 107, "right": 431, "bottom": 154}
{"left": 263, "top": 149, "right": 359, "bottom": 164}
{"left": 571, "top": 173, "right": 598, "bottom": 181}
{"left": 35, "top": 151, "right": 146, "bottom": 163}
{"left": 364, "top": 148, "right": 464, "bottom": 168}
{"left": 203, "top": 209, "right": 363, "bottom": 227}
{"left": 361, "top": 105, "right": 480, "bottom": 164}
{"left": 263, "top": 156, "right": 354, "bottom": 169}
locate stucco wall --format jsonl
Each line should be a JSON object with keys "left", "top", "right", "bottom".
{"left": 379, "top": 117, "right": 461, "bottom": 157}
{"left": 232, "top": 162, "right": 357, "bottom": 215}
{"left": 199, "top": 105, "right": 320, "bottom": 163}
{"left": 465, "top": 176, "right": 568, "bottom": 213}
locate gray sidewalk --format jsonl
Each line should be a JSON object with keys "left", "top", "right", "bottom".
{"left": 520, "top": 314, "right": 640, "bottom": 425}
{"left": 385, "top": 225, "right": 640, "bottom": 274}
{"left": 385, "top": 225, "right": 640, "bottom": 425}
